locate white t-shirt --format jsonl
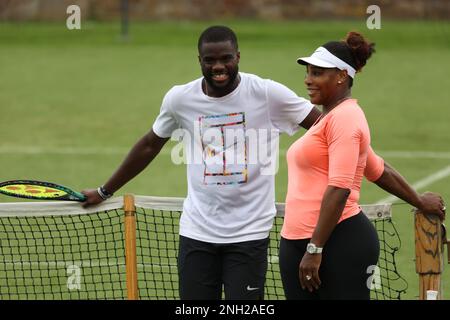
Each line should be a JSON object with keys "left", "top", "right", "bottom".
{"left": 153, "top": 72, "right": 313, "bottom": 243}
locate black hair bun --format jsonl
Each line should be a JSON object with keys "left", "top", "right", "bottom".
{"left": 344, "top": 32, "right": 375, "bottom": 72}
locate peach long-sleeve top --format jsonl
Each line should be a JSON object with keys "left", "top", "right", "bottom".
{"left": 281, "top": 99, "right": 384, "bottom": 240}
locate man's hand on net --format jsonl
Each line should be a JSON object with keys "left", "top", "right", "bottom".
{"left": 81, "top": 189, "right": 105, "bottom": 208}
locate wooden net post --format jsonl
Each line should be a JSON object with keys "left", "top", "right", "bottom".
{"left": 124, "top": 194, "right": 139, "bottom": 300}
{"left": 414, "top": 210, "right": 444, "bottom": 300}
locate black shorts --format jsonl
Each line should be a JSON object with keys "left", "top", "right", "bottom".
{"left": 178, "top": 235, "right": 269, "bottom": 300}
{"left": 279, "top": 211, "right": 380, "bottom": 300}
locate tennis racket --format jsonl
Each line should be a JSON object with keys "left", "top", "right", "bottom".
{"left": 0, "top": 180, "right": 87, "bottom": 202}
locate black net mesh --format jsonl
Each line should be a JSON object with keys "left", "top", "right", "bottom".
{"left": 0, "top": 210, "right": 127, "bottom": 299}
{"left": 135, "top": 207, "right": 407, "bottom": 300}
{"left": 0, "top": 201, "right": 407, "bottom": 300}
{"left": 135, "top": 207, "right": 179, "bottom": 299}
{"left": 370, "top": 218, "right": 408, "bottom": 300}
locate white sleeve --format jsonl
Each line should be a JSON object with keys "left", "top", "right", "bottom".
{"left": 152, "top": 89, "right": 180, "bottom": 138}
{"left": 266, "top": 80, "right": 314, "bottom": 136}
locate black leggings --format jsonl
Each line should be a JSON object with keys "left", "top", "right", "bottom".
{"left": 279, "top": 212, "right": 379, "bottom": 300}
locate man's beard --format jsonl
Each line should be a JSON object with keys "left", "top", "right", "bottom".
{"left": 204, "top": 68, "right": 239, "bottom": 91}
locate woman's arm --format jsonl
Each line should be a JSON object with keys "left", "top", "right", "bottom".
{"left": 374, "top": 162, "right": 445, "bottom": 220}
{"left": 299, "top": 186, "right": 351, "bottom": 292}
{"left": 365, "top": 148, "right": 445, "bottom": 220}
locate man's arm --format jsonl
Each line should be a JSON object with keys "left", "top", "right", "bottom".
{"left": 299, "top": 106, "right": 322, "bottom": 130}
{"left": 82, "top": 129, "right": 169, "bottom": 207}
{"left": 365, "top": 148, "right": 445, "bottom": 220}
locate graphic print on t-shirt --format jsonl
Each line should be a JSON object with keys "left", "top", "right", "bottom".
{"left": 199, "top": 112, "right": 248, "bottom": 185}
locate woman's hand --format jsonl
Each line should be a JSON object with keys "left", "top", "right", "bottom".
{"left": 417, "top": 192, "right": 446, "bottom": 221}
{"left": 299, "top": 252, "right": 322, "bottom": 292}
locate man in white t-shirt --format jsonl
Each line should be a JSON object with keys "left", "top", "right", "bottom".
{"left": 82, "top": 26, "right": 445, "bottom": 300}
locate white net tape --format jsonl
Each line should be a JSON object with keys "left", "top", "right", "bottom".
{"left": 0, "top": 195, "right": 392, "bottom": 220}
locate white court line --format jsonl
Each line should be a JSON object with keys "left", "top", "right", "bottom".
{"left": 1, "top": 146, "right": 450, "bottom": 159}
{"left": 377, "top": 165, "right": 450, "bottom": 204}
{"left": 0, "top": 146, "right": 129, "bottom": 156}
{"left": 377, "top": 151, "right": 450, "bottom": 159}
{"left": 280, "top": 150, "right": 450, "bottom": 159}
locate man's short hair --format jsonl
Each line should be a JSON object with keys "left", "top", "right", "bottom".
{"left": 198, "top": 26, "right": 238, "bottom": 52}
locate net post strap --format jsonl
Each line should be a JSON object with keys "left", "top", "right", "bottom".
{"left": 414, "top": 210, "right": 445, "bottom": 300}
{"left": 124, "top": 194, "right": 139, "bottom": 300}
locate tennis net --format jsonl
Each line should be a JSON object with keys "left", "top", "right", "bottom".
{"left": 0, "top": 195, "right": 407, "bottom": 299}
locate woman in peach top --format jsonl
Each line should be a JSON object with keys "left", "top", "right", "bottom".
{"left": 280, "top": 32, "right": 382, "bottom": 299}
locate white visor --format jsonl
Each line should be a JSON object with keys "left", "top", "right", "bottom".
{"left": 297, "top": 46, "right": 356, "bottom": 78}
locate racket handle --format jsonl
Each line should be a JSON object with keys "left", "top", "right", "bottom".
{"left": 73, "top": 191, "right": 87, "bottom": 202}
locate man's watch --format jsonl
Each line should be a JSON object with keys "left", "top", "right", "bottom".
{"left": 97, "top": 186, "right": 113, "bottom": 200}
{"left": 306, "top": 243, "right": 323, "bottom": 254}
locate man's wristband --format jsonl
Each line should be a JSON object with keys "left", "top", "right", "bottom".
{"left": 97, "top": 186, "right": 113, "bottom": 200}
